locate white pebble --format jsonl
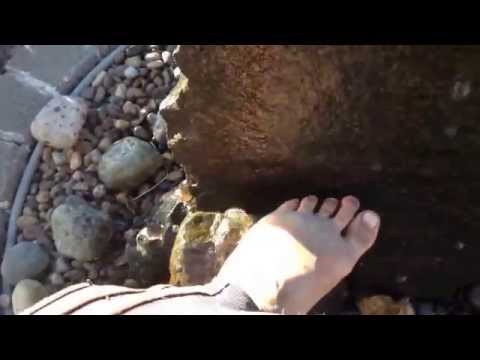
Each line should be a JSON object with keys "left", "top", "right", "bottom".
{"left": 92, "top": 184, "right": 107, "bottom": 199}
{"left": 173, "top": 67, "right": 182, "bottom": 79}
{"left": 161, "top": 51, "right": 171, "bottom": 63}
{"left": 124, "top": 66, "right": 139, "bottom": 79}
{"left": 48, "top": 273, "right": 65, "bottom": 286}
{"left": 125, "top": 56, "right": 142, "bottom": 67}
{"left": 115, "top": 83, "right": 127, "bottom": 98}
{"left": 145, "top": 52, "right": 161, "bottom": 62}
{"left": 147, "top": 60, "right": 164, "bottom": 69}
{"left": 69, "top": 151, "right": 82, "bottom": 171}
{"left": 114, "top": 119, "right": 130, "bottom": 130}
{"left": 92, "top": 70, "right": 107, "bottom": 87}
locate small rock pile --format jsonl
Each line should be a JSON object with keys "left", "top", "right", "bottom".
{"left": 1, "top": 45, "right": 195, "bottom": 313}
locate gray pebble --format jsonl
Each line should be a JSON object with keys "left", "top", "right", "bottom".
{"left": 81, "top": 86, "right": 96, "bottom": 100}
{"left": 52, "top": 151, "right": 66, "bottom": 166}
{"left": 72, "top": 182, "right": 89, "bottom": 192}
{"left": 126, "top": 87, "right": 145, "bottom": 100}
{"left": 94, "top": 86, "right": 107, "bottom": 104}
{"left": 122, "top": 101, "right": 139, "bottom": 116}
{"left": 53, "top": 195, "right": 66, "bottom": 208}
{"left": 113, "top": 52, "right": 126, "bottom": 65}
{"left": 92, "top": 184, "right": 107, "bottom": 199}
{"left": 72, "top": 171, "right": 84, "bottom": 182}
{"left": 48, "top": 272, "right": 65, "bottom": 286}
{"left": 98, "top": 137, "right": 113, "bottom": 152}
{"left": 89, "top": 149, "right": 102, "bottom": 164}
{"left": 54, "top": 257, "right": 71, "bottom": 274}
{"left": 106, "top": 103, "right": 123, "bottom": 118}
{"left": 92, "top": 70, "right": 106, "bottom": 87}
{"left": 147, "top": 60, "right": 164, "bottom": 69}
{"left": 125, "top": 56, "right": 142, "bottom": 67}
{"left": 36, "top": 191, "right": 50, "bottom": 204}
{"left": 115, "top": 83, "right": 127, "bottom": 98}
{"left": 64, "top": 269, "right": 85, "bottom": 282}
{"left": 1, "top": 242, "right": 50, "bottom": 285}
{"left": 124, "top": 66, "right": 139, "bottom": 79}
{"left": 133, "top": 126, "right": 152, "bottom": 141}
{"left": 145, "top": 52, "right": 161, "bottom": 62}
{"left": 103, "top": 74, "right": 115, "bottom": 89}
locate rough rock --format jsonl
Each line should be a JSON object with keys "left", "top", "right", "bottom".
{"left": 1, "top": 242, "right": 50, "bottom": 285}
{"left": 98, "top": 137, "right": 163, "bottom": 190}
{"left": 31, "top": 96, "right": 88, "bottom": 149}
{"left": 12, "top": 279, "right": 48, "bottom": 314}
{"left": 357, "top": 295, "right": 416, "bottom": 315}
{"left": 51, "top": 196, "right": 113, "bottom": 261}
{"left": 163, "top": 45, "right": 480, "bottom": 299}
{"left": 169, "top": 209, "right": 254, "bottom": 286}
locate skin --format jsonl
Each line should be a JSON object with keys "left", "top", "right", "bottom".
{"left": 217, "top": 195, "right": 381, "bottom": 315}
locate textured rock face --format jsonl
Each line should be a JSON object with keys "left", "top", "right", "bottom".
{"left": 163, "top": 45, "right": 480, "bottom": 298}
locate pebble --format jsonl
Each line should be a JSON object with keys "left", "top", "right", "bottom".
{"left": 72, "top": 182, "right": 89, "bottom": 192}
{"left": 22, "top": 207, "right": 36, "bottom": 217}
{"left": 103, "top": 74, "right": 115, "bottom": 89}
{"left": 147, "top": 60, "right": 164, "bottom": 69}
{"left": 64, "top": 269, "right": 85, "bottom": 282}
{"left": 145, "top": 52, "right": 161, "bottom": 62}
{"left": 126, "top": 87, "right": 145, "bottom": 100}
{"left": 133, "top": 126, "right": 151, "bottom": 141}
{"left": 54, "top": 257, "right": 71, "bottom": 273}
{"left": 52, "top": 151, "right": 66, "bottom": 166}
{"left": 36, "top": 191, "right": 50, "bottom": 203}
{"left": 22, "top": 224, "right": 46, "bottom": 241}
{"left": 125, "top": 56, "right": 142, "bottom": 67}
{"left": 173, "top": 67, "right": 182, "bottom": 79}
{"left": 16, "top": 215, "right": 38, "bottom": 230}
{"left": 166, "top": 169, "right": 184, "bottom": 183}
{"left": 1, "top": 242, "right": 50, "bottom": 285}
{"left": 53, "top": 196, "right": 66, "bottom": 208}
{"left": 0, "top": 294, "right": 11, "bottom": 309}
{"left": 126, "top": 45, "right": 147, "bottom": 57}
{"left": 50, "top": 183, "right": 63, "bottom": 198}
{"left": 98, "top": 137, "right": 112, "bottom": 152}
{"left": 12, "top": 279, "right": 48, "bottom": 314}
{"left": 106, "top": 103, "right": 123, "bottom": 118}
{"left": 38, "top": 203, "right": 49, "bottom": 212}
{"left": 48, "top": 272, "right": 65, "bottom": 286}
{"left": 124, "top": 66, "right": 139, "bottom": 79}
{"left": 101, "top": 201, "right": 112, "bottom": 214}
{"left": 89, "top": 149, "right": 102, "bottom": 164}
{"left": 92, "top": 70, "right": 107, "bottom": 87}
{"left": 86, "top": 164, "right": 97, "bottom": 173}
{"left": 113, "top": 51, "right": 126, "bottom": 64}
{"left": 161, "top": 51, "right": 172, "bottom": 64}
{"left": 69, "top": 151, "right": 82, "bottom": 171}
{"left": 39, "top": 181, "right": 53, "bottom": 191}
{"left": 72, "top": 171, "right": 84, "bottom": 182}
{"left": 81, "top": 86, "right": 95, "bottom": 100}
{"left": 124, "top": 279, "right": 139, "bottom": 288}
{"left": 94, "top": 86, "right": 106, "bottom": 104}
{"left": 114, "top": 119, "right": 130, "bottom": 130}
{"left": 122, "top": 101, "right": 139, "bottom": 116}
{"left": 92, "top": 184, "right": 107, "bottom": 199}
{"left": 115, "top": 83, "right": 127, "bottom": 98}
{"left": 31, "top": 96, "right": 88, "bottom": 149}
{"left": 42, "top": 147, "right": 53, "bottom": 162}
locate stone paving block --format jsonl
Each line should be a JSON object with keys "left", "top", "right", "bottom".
{"left": 0, "top": 140, "right": 30, "bottom": 205}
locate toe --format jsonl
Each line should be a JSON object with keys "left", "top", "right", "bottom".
{"left": 334, "top": 196, "right": 360, "bottom": 230}
{"left": 298, "top": 195, "right": 319, "bottom": 213}
{"left": 276, "top": 199, "right": 300, "bottom": 212}
{"left": 318, "top": 198, "right": 339, "bottom": 218}
{"left": 344, "top": 210, "right": 380, "bottom": 257}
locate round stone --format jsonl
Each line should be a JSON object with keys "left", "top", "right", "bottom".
{"left": 147, "top": 60, "right": 164, "bottom": 69}
{"left": 52, "top": 151, "right": 66, "bottom": 166}
{"left": 1, "top": 242, "right": 50, "bottom": 285}
{"left": 36, "top": 191, "right": 50, "bottom": 203}
{"left": 16, "top": 215, "right": 38, "bottom": 230}
{"left": 51, "top": 196, "right": 113, "bottom": 261}
{"left": 92, "top": 184, "right": 107, "bottom": 199}
{"left": 124, "top": 66, "right": 139, "bottom": 79}
{"left": 54, "top": 257, "right": 71, "bottom": 274}
{"left": 98, "top": 137, "right": 164, "bottom": 190}
{"left": 98, "top": 137, "right": 112, "bottom": 152}
{"left": 69, "top": 151, "right": 82, "bottom": 171}
{"left": 48, "top": 272, "right": 65, "bottom": 286}
{"left": 114, "top": 119, "right": 130, "bottom": 130}
{"left": 12, "top": 279, "right": 48, "bottom": 314}
{"left": 133, "top": 126, "right": 151, "bottom": 141}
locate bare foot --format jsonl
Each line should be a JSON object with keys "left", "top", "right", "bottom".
{"left": 217, "top": 195, "right": 380, "bottom": 315}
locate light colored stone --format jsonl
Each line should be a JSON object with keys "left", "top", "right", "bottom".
{"left": 12, "top": 279, "right": 48, "bottom": 314}
{"left": 147, "top": 60, "right": 164, "bottom": 69}
{"left": 161, "top": 51, "right": 171, "bottom": 64}
{"left": 125, "top": 56, "right": 142, "bottom": 67}
{"left": 54, "top": 257, "right": 70, "bottom": 274}
{"left": 48, "top": 272, "right": 65, "bottom": 286}
{"left": 92, "top": 184, "right": 106, "bottom": 199}
{"left": 114, "top": 119, "right": 130, "bottom": 130}
{"left": 115, "top": 83, "right": 127, "bottom": 98}
{"left": 69, "top": 151, "right": 82, "bottom": 171}
{"left": 122, "top": 101, "right": 139, "bottom": 116}
{"left": 89, "top": 149, "right": 102, "bottom": 164}
{"left": 1, "top": 242, "right": 50, "bottom": 285}
{"left": 51, "top": 196, "right": 113, "bottom": 261}
{"left": 31, "top": 96, "right": 88, "bottom": 149}
{"left": 98, "top": 137, "right": 164, "bottom": 190}
{"left": 16, "top": 215, "right": 38, "bottom": 230}
{"left": 35, "top": 191, "right": 50, "bottom": 203}
{"left": 124, "top": 66, "right": 139, "bottom": 79}
{"left": 92, "top": 70, "right": 107, "bottom": 87}
{"left": 98, "top": 137, "right": 113, "bottom": 152}
{"left": 145, "top": 52, "right": 161, "bottom": 62}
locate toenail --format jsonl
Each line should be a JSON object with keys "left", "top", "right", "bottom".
{"left": 307, "top": 195, "right": 317, "bottom": 202}
{"left": 363, "top": 212, "right": 380, "bottom": 229}
{"left": 345, "top": 196, "right": 360, "bottom": 206}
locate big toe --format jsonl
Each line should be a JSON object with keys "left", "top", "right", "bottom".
{"left": 344, "top": 211, "right": 380, "bottom": 257}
